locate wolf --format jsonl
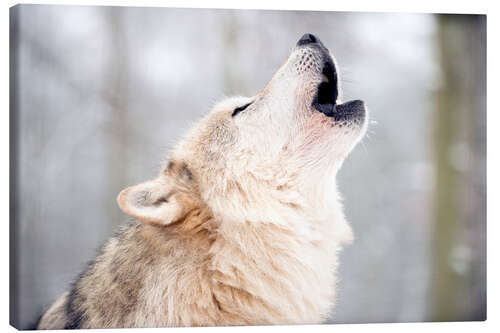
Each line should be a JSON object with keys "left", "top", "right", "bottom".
{"left": 37, "top": 33, "right": 367, "bottom": 329}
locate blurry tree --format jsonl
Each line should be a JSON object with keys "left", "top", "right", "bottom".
{"left": 103, "top": 7, "right": 131, "bottom": 234}
{"left": 219, "top": 12, "right": 245, "bottom": 94}
{"left": 430, "top": 14, "right": 486, "bottom": 321}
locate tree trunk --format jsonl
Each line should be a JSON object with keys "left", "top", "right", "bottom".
{"left": 430, "top": 14, "right": 486, "bottom": 322}
{"left": 103, "top": 7, "right": 131, "bottom": 234}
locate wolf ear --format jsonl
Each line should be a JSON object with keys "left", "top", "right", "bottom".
{"left": 117, "top": 178, "right": 184, "bottom": 225}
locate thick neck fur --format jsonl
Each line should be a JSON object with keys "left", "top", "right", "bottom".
{"left": 161, "top": 175, "right": 349, "bottom": 325}
{"left": 39, "top": 163, "right": 351, "bottom": 329}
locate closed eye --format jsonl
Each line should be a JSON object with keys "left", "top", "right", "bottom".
{"left": 231, "top": 102, "right": 252, "bottom": 117}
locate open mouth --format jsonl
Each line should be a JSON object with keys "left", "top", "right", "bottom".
{"left": 296, "top": 33, "right": 366, "bottom": 124}
{"left": 312, "top": 57, "right": 339, "bottom": 117}
{"left": 312, "top": 55, "right": 365, "bottom": 123}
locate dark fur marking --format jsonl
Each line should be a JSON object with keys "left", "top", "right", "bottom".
{"left": 153, "top": 191, "right": 174, "bottom": 207}
{"left": 153, "top": 197, "right": 168, "bottom": 206}
{"left": 181, "top": 163, "right": 193, "bottom": 181}
{"left": 212, "top": 294, "right": 223, "bottom": 311}
{"left": 64, "top": 222, "right": 142, "bottom": 329}
{"left": 65, "top": 262, "right": 93, "bottom": 329}
{"left": 163, "top": 161, "right": 175, "bottom": 175}
{"left": 63, "top": 223, "right": 133, "bottom": 329}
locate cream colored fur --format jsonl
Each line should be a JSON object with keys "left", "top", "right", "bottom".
{"left": 38, "top": 36, "right": 367, "bottom": 329}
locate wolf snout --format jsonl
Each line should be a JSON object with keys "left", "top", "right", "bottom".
{"left": 296, "top": 33, "right": 328, "bottom": 50}
{"left": 297, "top": 33, "right": 318, "bottom": 46}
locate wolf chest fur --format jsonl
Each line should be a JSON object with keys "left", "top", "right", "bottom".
{"left": 37, "top": 33, "right": 368, "bottom": 329}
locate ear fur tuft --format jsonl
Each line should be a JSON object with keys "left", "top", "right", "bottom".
{"left": 117, "top": 178, "right": 184, "bottom": 225}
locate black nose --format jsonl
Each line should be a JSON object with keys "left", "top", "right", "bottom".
{"left": 297, "top": 33, "right": 318, "bottom": 46}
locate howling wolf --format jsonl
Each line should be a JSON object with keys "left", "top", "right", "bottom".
{"left": 38, "top": 33, "right": 367, "bottom": 329}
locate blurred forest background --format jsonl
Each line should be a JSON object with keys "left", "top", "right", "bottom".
{"left": 10, "top": 5, "right": 486, "bottom": 329}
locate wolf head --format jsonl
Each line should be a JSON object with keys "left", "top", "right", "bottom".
{"left": 118, "top": 34, "right": 367, "bottom": 239}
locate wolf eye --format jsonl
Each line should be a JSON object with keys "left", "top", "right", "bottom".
{"left": 232, "top": 102, "right": 252, "bottom": 117}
